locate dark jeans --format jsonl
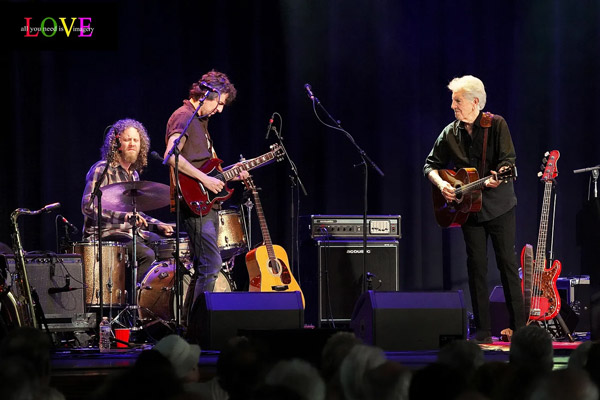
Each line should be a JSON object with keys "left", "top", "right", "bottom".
{"left": 104, "top": 232, "right": 160, "bottom": 302}
{"left": 461, "top": 207, "right": 525, "bottom": 334}
{"left": 182, "top": 208, "right": 222, "bottom": 323}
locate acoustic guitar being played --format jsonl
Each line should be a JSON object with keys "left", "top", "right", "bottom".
{"left": 243, "top": 177, "right": 305, "bottom": 307}
{"left": 432, "top": 165, "right": 516, "bottom": 228}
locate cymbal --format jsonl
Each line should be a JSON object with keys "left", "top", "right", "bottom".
{"left": 102, "top": 181, "right": 170, "bottom": 212}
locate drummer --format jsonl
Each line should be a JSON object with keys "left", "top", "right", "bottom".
{"left": 81, "top": 118, "right": 174, "bottom": 283}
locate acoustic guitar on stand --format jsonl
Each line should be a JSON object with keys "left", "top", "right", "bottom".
{"left": 178, "top": 144, "right": 285, "bottom": 216}
{"left": 432, "top": 165, "right": 516, "bottom": 228}
{"left": 243, "top": 177, "right": 305, "bottom": 307}
{"left": 521, "top": 150, "right": 562, "bottom": 322}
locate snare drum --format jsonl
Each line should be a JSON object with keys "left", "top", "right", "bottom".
{"left": 138, "top": 262, "right": 232, "bottom": 321}
{"left": 70, "top": 241, "right": 127, "bottom": 306}
{"left": 217, "top": 209, "right": 247, "bottom": 259}
{"left": 151, "top": 238, "right": 191, "bottom": 263}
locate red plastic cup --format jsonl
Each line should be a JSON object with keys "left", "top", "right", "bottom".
{"left": 114, "top": 328, "right": 130, "bottom": 348}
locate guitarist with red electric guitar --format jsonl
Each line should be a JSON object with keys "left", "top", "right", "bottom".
{"left": 424, "top": 75, "right": 525, "bottom": 343}
{"left": 164, "top": 71, "right": 281, "bottom": 323}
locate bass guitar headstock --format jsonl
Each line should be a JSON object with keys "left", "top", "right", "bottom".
{"left": 538, "top": 150, "right": 560, "bottom": 182}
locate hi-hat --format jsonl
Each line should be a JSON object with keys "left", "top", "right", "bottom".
{"left": 102, "top": 181, "right": 170, "bottom": 212}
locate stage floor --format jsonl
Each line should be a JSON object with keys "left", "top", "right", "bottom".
{"left": 49, "top": 334, "right": 585, "bottom": 400}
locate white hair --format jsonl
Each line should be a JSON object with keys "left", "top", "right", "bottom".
{"left": 265, "top": 358, "right": 325, "bottom": 400}
{"left": 448, "top": 75, "right": 487, "bottom": 110}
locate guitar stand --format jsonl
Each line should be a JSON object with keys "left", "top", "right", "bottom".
{"left": 533, "top": 314, "right": 575, "bottom": 342}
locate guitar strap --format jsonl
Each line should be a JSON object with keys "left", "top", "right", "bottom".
{"left": 479, "top": 112, "right": 494, "bottom": 176}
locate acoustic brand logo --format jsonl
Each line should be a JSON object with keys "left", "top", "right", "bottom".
{"left": 23, "top": 17, "right": 94, "bottom": 38}
{"left": 346, "top": 249, "right": 371, "bottom": 254}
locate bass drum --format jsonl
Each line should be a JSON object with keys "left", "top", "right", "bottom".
{"left": 138, "top": 262, "right": 232, "bottom": 322}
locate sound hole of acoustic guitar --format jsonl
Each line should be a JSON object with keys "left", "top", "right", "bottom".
{"left": 268, "top": 259, "right": 292, "bottom": 285}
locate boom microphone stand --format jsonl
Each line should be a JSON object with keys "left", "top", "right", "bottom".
{"left": 303, "top": 84, "right": 384, "bottom": 294}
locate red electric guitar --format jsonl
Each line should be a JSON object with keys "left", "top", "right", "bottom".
{"left": 521, "top": 150, "right": 562, "bottom": 322}
{"left": 178, "top": 144, "right": 284, "bottom": 216}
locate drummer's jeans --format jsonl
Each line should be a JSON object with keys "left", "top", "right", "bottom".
{"left": 182, "top": 208, "right": 222, "bottom": 323}
{"left": 105, "top": 232, "right": 159, "bottom": 298}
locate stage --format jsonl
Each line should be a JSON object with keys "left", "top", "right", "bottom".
{"left": 48, "top": 330, "right": 585, "bottom": 400}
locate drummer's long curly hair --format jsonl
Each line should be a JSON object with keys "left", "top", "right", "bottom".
{"left": 101, "top": 118, "right": 150, "bottom": 173}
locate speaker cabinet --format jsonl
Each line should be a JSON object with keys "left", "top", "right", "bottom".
{"left": 301, "top": 240, "right": 398, "bottom": 326}
{"left": 350, "top": 291, "right": 466, "bottom": 351}
{"left": 188, "top": 291, "right": 304, "bottom": 350}
{"left": 1, "top": 254, "right": 85, "bottom": 316}
{"left": 489, "top": 285, "right": 510, "bottom": 337}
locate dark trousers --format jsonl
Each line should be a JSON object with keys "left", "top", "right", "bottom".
{"left": 105, "top": 233, "right": 159, "bottom": 304}
{"left": 461, "top": 207, "right": 525, "bottom": 334}
{"left": 182, "top": 208, "right": 222, "bottom": 324}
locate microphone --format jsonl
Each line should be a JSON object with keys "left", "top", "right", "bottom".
{"left": 150, "top": 151, "right": 164, "bottom": 162}
{"left": 48, "top": 286, "right": 79, "bottom": 294}
{"left": 304, "top": 83, "right": 315, "bottom": 100}
{"left": 41, "top": 202, "right": 61, "bottom": 213}
{"left": 58, "top": 214, "right": 79, "bottom": 234}
{"left": 265, "top": 113, "right": 275, "bottom": 139}
{"left": 47, "top": 276, "right": 80, "bottom": 294}
{"left": 200, "top": 81, "right": 219, "bottom": 93}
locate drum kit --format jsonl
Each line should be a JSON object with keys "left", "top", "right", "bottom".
{"left": 67, "top": 180, "right": 248, "bottom": 334}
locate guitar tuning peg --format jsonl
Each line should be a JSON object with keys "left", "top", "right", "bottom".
{"left": 544, "top": 151, "right": 550, "bottom": 157}
{"left": 537, "top": 171, "right": 543, "bottom": 178}
{"left": 540, "top": 164, "right": 546, "bottom": 171}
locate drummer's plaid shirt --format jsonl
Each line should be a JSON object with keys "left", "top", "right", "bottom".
{"left": 81, "top": 160, "right": 162, "bottom": 241}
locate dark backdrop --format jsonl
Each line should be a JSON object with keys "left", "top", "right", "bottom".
{"left": 4, "top": 0, "right": 600, "bottom": 313}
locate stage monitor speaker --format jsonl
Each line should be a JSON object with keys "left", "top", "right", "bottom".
{"left": 188, "top": 291, "right": 304, "bottom": 350}
{"left": 1, "top": 254, "right": 85, "bottom": 317}
{"left": 316, "top": 240, "right": 398, "bottom": 324}
{"left": 490, "top": 285, "right": 510, "bottom": 337}
{"left": 350, "top": 290, "right": 466, "bottom": 351}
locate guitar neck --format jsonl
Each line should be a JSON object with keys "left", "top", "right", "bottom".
{"left": 456, "top": 174, "right": 491, "bottom": 195}
{"left": 534, "top": 181, "right": 553, "bottom": 271}
{"left": 248, "top": 182, "right": 276, "bottom": 260}
{"left": 221, "top": 152, "right": 277, "bottom": 182}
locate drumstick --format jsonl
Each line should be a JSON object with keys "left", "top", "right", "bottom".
{"left": 146, "top": 222, "right": 176, "bottom": 226}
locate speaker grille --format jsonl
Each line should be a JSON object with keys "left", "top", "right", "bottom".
{"left": 317, "top": 240, "right": 399, "bottom": 324}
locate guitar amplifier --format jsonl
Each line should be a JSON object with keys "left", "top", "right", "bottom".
{"left": 0, "top": 253, "right": 86, "bottom": 319}
{"left": 557, "top": 276, "right": 591, "bottom": 333}
{"left": 309, "top": 215, "right": 401, "bottom": 239}
{"left": 300, "top": 240, "right": 399, "bottom": 326}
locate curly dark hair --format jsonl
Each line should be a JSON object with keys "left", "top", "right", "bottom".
{"left": 189, "top": 70, "right": 237, "bottom": 105}
{"left": 101, "top": 118, "right": 150, "bottom": 172}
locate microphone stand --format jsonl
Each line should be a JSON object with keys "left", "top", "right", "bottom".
{"left": 163, "top": 91, "right": 212, "bottom": 330}
{"left": 87, "top": 161, "right": 112, "bottom": 322}
{"left": 573, "top": 164, "right": 600, "bottom": 200}
{"left": 306, "top": 89, "right": 384, "bottom": 295}
{"left": 267, "top": 115, "right": 308, "bottom": 283}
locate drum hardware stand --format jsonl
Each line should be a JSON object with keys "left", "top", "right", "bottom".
{"left": 221, "top": 257, "right": 238, "bottom": 291}
{"left": 242, "top": 188, "right": 254, "bottom": 247}
{"left": 111, "top": 198, "right": 150, "bottom": 336}
{"left": 164, "top": 89, "right": 211, "bottom": 331}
